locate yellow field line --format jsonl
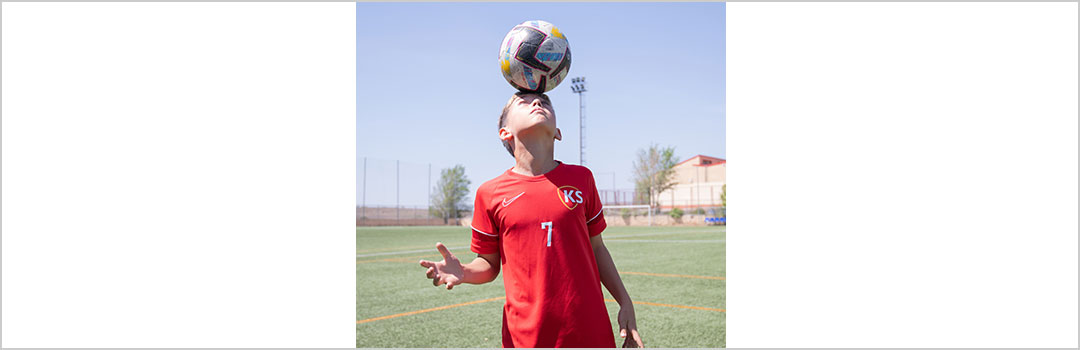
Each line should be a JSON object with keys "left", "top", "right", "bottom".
{"left": 356, "top": 296, "right": 506, "bottom": 324}
{"left": 357, "top": 259, "right": 728, "bottom": 283}
{"left": 356, "top": 295, "right": 720, "bottom": 325}
{"left": 621, "top": 271, "right": 726, "bottom": 280}
{"left": 356, "top": 244, "right": 440, "bottom": 254}
{"left": 604, "top": 299, "right": 725, "bottom": 312}
{"left": 356, "top": 254, "right": 440, "bottom": 264}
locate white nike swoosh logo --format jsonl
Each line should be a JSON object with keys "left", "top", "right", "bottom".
{"left": 502, "top": 191, "right": 526, "bottom": 207}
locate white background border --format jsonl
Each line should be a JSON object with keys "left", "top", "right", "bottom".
{"left": 727, "top": 2, "right": 1077, "bottom": 347}
{"left": 2, "top": 3, "right": 356, "bottom": 347}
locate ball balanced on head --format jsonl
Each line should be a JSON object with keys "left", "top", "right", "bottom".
{"left": 499, "top": 20, "right": 571, "bottom": 93}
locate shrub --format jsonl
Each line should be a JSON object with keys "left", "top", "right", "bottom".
{"left": 669, "top": 207, "right": 684, "bottom": 219}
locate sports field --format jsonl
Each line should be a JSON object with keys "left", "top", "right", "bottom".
{"left": 356, "top": 225, "right": 725, "bottom": 348}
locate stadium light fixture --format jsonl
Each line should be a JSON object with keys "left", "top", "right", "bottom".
{"left": 571, "top": 77, "right": 587, "bottom": 165}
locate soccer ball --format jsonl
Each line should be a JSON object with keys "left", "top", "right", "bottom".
{"left": 498, "top": 20, "right": 571, "bottom": 93}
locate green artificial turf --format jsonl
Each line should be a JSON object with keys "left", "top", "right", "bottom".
{"left": 357, "top": 225, "right": 725, "bottom": 347}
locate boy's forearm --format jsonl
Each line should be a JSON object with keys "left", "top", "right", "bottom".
{"left": 594, "top": 244, "right": 633, "bottom": 305}
{"left": 462, "top": 256, "right": 499, "bottom": 284}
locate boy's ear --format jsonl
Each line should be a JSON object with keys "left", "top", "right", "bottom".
{"left": 554, "top": 128, "right": 562, "bottom": 141}
{"left": 499, "top": 127, "right": 513, "bottom": 141}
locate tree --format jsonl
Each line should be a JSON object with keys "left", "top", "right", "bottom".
{"left": 721, "top": 184, "right": 726, "bottom": 208}
{"left": 632, "top": 144, "right": 679, "bottom": 210}
{"left": 429, "top": 165, "right": 471, "bottom": 224}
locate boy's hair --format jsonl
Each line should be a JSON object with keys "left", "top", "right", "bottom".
{"left": 498, "top": 92, "right": 552, "bottom": 157}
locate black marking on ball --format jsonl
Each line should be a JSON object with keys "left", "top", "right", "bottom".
{"left": 513, "top": 26, "right": 552, "bottom": 72}
{"left": 548, "top": 47, "right": 571, "bottom": 81}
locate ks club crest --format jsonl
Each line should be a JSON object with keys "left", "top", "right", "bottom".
{"left": 556, "top": 185, "right": 584, "bottom": 210}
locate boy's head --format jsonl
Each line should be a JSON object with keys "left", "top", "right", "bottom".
{"left": 497, "top": 92, "right": 562, "bottom": 157}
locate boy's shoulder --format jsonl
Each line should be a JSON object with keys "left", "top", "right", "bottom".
{"left": 475, "top": 170, "right": 513, "bottom": 196}
{"left": 559, "top": 163, "right": 594, "bottom": 177}
{"left": 476, "top": 175, "right": 503, "bottom": 193}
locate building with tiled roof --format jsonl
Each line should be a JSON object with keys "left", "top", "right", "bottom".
{"left": 656, "top": 155, "right": 725, "bottom": 209}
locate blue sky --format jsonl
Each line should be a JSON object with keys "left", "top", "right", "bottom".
{"left": 357, "top": 2, "right": 725, "bottom": 207}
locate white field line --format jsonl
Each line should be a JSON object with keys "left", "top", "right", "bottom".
{"left": 603, "top": 229, "right": 724, "bottom": 239}
{"left": 356, "top": 246, "right": 468, "bottom": 258}
{"left": 605, "top": 239, "right": 726, "bottom": 244}
{"left": 356, "top": 226, "right": 466, "bottom": 231}
{"left": 357, "top": 229, "right": 723, "bottom": 257}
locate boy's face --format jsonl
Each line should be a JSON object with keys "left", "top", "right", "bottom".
{"left": 500, "top": 93, "right": 562, "bottom": 144}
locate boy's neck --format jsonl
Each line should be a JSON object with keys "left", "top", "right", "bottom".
{"left": 511, "top": 136, "right": 559, "bottom": 177}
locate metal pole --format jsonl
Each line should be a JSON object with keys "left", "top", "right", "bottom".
{"left": 428, "top": 163, "right": 432, "bottom": 216}
{"left": 579, "top": 91, "right": 585, "bottom": 166}
{"left": 396, "top": 159, "right": 400, "bottom": 223}
{"left": 362, "top": 157, "right": 366, "bottom": 221}
{"left": 571, "top": 77, "right": 587, "bottom": 166}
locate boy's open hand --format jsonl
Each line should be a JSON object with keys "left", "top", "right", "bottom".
{"left": 419, "top": 242, "right": 464, "bottom": 290}
{"left": 618, "top": 304, "right": 644, "bottom": 348}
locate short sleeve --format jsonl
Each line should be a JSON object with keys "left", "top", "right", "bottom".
{"left": 584, "top": 171, "right": 607, "bottom": 237}
{"left": 470, "top": 187, "right": 500, "bottom": 254}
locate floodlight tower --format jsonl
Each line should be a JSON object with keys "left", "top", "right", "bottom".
{"left": 570, "top": 77, "right": 587, "bottom": 166}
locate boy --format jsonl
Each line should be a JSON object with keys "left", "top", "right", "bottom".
{"left": 418, "top": 92, "right": 644, "bottom": 348}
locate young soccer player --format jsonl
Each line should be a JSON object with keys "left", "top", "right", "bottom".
{"left": 418, "top": 92, "right": 644, "bottom": 348}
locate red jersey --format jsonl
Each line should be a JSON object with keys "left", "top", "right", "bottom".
{"left": 470, "top": 162, "right": 614, "bottom": 348}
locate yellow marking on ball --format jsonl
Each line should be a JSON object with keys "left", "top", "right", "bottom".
{"left": 551, "top": 26, "right": 565, "bottom": 40}
{"left": 500, "top": 58, "right": 511, "bottom": 75}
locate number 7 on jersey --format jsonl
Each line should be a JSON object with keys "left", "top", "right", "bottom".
{"left": 541, "top": 221, "right": 552, "bottom": 247}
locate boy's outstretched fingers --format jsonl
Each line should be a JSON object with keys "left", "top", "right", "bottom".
{"left": 436, "top": 242, "right": 455, "bottom": 260}
{"left": 419, "top": 260, "right": 436, "bottom": 281}
{"left": 422, "top": 242, "right": 464, "bottom": 289}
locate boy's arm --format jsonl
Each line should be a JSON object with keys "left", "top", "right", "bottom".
{"left": 419, "top": 242, "right": 500, "bottom": 289}
{"left": 463, "top": 251, "right": 500, "bottom": 284}
{"left": 591, "top": 235, "right": 645, "bottom": 348}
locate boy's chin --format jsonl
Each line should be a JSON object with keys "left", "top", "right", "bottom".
{"left": 517, "top": 124, "right": 557, "bottom": 138}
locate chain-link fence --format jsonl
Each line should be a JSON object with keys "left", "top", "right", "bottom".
{"left": 356, "top": 205, "right": 468, "bottom": 226}
{"left": 598, "top": 189, "right": 642, "bottom": 206}
{"left": 358, "top": 157, "right": 450, "bottom": 226}
{"left": 357, "top": 157, "right": 723, "bottom": 226}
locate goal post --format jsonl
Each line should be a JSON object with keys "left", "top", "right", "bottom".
{"left": 603, "top": 204, "right": 652, "bottom": 226}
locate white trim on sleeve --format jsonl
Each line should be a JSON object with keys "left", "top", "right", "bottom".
{"left": 471, "top": 225, "right": 497, "bottom": 237}
{"left": 587, "top": 208, "right": 604, "bottom": 224}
